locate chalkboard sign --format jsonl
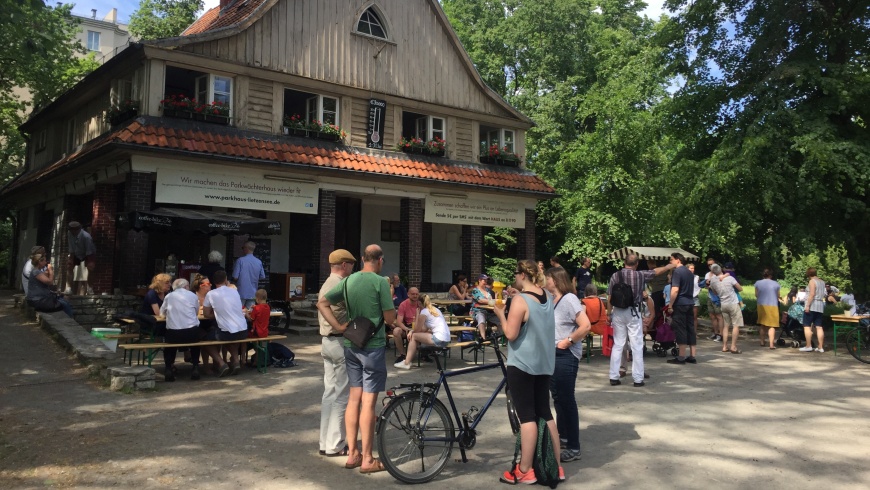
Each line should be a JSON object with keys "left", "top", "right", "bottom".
{"left": 367, "top": 99, "right": 387, "bottom": 149}
{"left": 252, "top": 238, "right": 271, "bottom": 289}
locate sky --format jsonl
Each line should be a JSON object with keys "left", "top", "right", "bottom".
{"left": 69, "top": 0, "right": 668, "bottom": 25}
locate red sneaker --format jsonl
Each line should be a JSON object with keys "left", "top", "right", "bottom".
{"left": 559, "top": 466, "right": 566, "bottom": 481}
{"left": 500, "top": 464, "right": 537, "bottom": 484}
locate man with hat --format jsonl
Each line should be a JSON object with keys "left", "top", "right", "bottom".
{"left": 66, "top": 221, "right": 96, "bottom": 294}
{"left": 317, "top": 248, "right": 356, "bottom": 457}
{"left": 471, "top": 273, "right": 501, "bottom": 338}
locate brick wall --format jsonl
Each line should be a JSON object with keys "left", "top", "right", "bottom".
{"left": 516, "top": 208, "right": 536, "bottom": 261}
{"left": 400, "top": 198, "right": 423, "bottom": 288}
{"left": 461, "top": 225, "right": 482, "bottom": 279}
{"left": 317, "top": 190, "right": 336, "bottom": 286}
{"left": 119, "top": 172, "right": 152, "bottom": 289}
{"left": 421, "top": 222, "right": 432, "bottom": 290}
{"left": 90, "top": 183, "right": 117, "bottom": 294}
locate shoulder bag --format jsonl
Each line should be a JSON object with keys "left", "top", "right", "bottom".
{"left": 341, "top": 276, "right": 384, "bottom": 349}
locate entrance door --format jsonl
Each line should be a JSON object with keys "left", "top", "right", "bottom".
{"left": 335, "top": 196, "right": 361, "bottom": 264}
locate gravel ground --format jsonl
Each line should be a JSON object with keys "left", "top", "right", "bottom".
{"left": 1, "top": 292, "right": 869, "bottom": 489}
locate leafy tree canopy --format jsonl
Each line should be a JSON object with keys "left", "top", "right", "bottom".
{"left": 0, "top": 1, "right": 97, "bottom": 181}
{"left": 659, "top": 0, "right": 870, "bottom": 297}
{"left": 129, "top": 0, "right": 204, "bottom": 40}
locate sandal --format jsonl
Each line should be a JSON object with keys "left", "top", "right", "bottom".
{"left": 344, "top": 454, "right": 362, "bottom": 469}
{"left": 360, "top": 458, "right": 386, "bottom": 474}
{"left": 619, "top": 369, "right": 626, "bottom": 378}
{"left": 325, "top": 445, "right": 349, "bottom": 457}
{"left": 721, "top": 348, "right": 729, "bottom": 353}
{"left": 730, "top": 349, "right": 742, "bottom": 354}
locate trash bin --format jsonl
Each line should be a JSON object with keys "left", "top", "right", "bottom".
{"left": 91, "top": 327, "right": 122, "bottom": 351}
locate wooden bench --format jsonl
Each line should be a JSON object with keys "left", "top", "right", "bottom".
{"left": 120, "top": 335, "right": 288, "bottom": 373}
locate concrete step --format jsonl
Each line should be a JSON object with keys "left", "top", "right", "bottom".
{"left": 288, "top": 316, "right": 320, "bottom": 327}
{"left": 294, "top": 308, "right": 319, "bottom": 319}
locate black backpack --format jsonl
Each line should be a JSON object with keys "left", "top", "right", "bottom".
{"left": 610, "top": 270, "right": 636, "bottom": 309}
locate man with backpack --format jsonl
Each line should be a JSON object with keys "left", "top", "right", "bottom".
{"left": 606, "top": 254, "right": 676, "bottom": 387}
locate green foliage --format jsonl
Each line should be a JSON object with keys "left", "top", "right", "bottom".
{"left": 780, "top": 245, "right": 852, "bottom": 291}
{"left": 659, "top": 0, "right": 870, "bottom": 298}
{"left": 0, "top": 2, "right": 96, "bottom": 182}
{"left": 129, "top": 0, "right": 204, "bottom": 40}
{"left": 483, "top": 227, "right": 517, "bottom": 284}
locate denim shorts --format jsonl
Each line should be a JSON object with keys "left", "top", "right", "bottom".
{"left": 344, "top": 346, "right": 387, "bottom": 393}
{"left": 433, "top": 338, "right": 450, "bottom": 348}
{"left": 803, "top": 310, "right": 823, "bottom": 327}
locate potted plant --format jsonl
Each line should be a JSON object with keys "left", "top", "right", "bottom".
{"left": 316, "top": 123, "right": 347, "bottom": 142}
{"left": 202, "top": 100, "right": 230, "bottom": 125}
{"left": 282, "top": 114, "right": 308, "bottom": 136}
{"left": 103, "top": 99, "right": 140, "bottom": 125}
{"left": 480, "top": 144, "right": 521, "bottom": 166}
{"left": 425, "top": 136, "right": 447, "bottom": 157}
{"left": 160, "top": 95, "right": 196, "bottom": 119}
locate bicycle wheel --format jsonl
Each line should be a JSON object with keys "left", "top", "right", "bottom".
{"left": 844, "top": 329, "right": 870, "bottom": 364}
{"left": 377, "top": 393, "right": 454, "bottom": 484}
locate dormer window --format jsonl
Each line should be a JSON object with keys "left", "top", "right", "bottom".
{"left": 357, "top": 7, "right": 387, "bottom": 39}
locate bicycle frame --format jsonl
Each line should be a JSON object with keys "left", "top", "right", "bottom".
{"left": 380, "top": 338, "right": 510, "bottom": 464}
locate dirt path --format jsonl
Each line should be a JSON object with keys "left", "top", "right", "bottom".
{"left": 1, "top": 294, "right": 869, "bottom": 489}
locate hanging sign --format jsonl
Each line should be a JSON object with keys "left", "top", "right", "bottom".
{"left": 366, "top": 99, "right": 387, "bottom": 149}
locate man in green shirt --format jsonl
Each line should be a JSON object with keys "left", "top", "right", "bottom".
{"left": 318, "top": 244, "right": 396, "bottom": 474}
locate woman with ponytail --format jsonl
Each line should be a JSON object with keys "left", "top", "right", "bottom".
{"left": 493, "top": 259, "right": 563, "bottom": 484}
{"left": 394, "top": 294, "right": 451, "bottom": 370}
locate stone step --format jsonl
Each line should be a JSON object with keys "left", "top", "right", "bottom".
{"left": 293, "top": 308, "right": 319, "bottom": 319}
{"left": 288, "top": 316, "right": 319, "bottom": 327}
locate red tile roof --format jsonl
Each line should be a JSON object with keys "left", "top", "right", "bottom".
{"left": 2, "top": 117, "right": 555, "bottom": 197}
{"left": 182, "top": 0, "right": 269, "bottom": 36}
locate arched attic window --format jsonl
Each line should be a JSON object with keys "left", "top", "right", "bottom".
{"left": 357, "top": 6, "right": 388, "bottom": 40}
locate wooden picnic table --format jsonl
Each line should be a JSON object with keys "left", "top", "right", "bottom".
{"left": 153, "top": 311, "right": 285, "bottom": 322}
{"left": 431, "top": 299, "right": 472, "bottom": 305}
{"left": 831, "top": 314, "right": 869, "bottom": 355}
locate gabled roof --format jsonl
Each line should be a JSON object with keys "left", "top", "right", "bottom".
{"left": 152, "top": 0, "right": 531, "bottom": 125}
{"left": 1, "top": 117, "right": 555, "bottom": 198}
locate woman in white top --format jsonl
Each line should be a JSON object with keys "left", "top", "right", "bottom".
{"left": 394, "top": 294, "right": 451, "bottom": 370}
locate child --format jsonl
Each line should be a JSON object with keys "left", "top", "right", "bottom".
{"left": 247, "top": 289, "right": 270, "bottom": 339}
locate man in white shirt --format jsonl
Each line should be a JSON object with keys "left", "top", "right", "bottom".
{"left": 159, "top": 278, "right": 201, "bottom": 381}
{"left": 203, "top": 270, "right": 248, "bottom": 376}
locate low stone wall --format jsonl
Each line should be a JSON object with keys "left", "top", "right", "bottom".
{"left": 106, "top": 366, "right": 156, "bottom": 391}
{"left": 65, "top": 294, "right": 142, "bottom": 331}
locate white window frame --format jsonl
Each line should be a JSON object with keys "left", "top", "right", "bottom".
{"left": 483, "top": 128, "right": 515, "bottom": 153}
{"left": 415, "top": 115, "right": 445, "bottom": 141}
{"left": 194, "top": 74, "right": 233, "bottom": 117}
{"left": 305, "top": 94, "right": 340, "bottom": 126}
{"left": 87, "top": 30, "right": 100, "bottom": 52}
{"left": 356, "top": 6, "right": 388, "bottom": 40}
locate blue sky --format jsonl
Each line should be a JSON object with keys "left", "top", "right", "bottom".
{"left": 70, "top": 1, "right": 667, "bottom": 24}
{"left": 69, "top": 0, "right": 219, "bottom": 24}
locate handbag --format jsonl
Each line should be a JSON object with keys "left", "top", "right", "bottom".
{"left": 341, "top": 277, "right": 384, "bottom": 349}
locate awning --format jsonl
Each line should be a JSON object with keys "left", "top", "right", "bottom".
{"left": 121, "top": 208, "right": 281, "bottom": 235}
{"left": 608, "top": 247, "right": 699, "bottom": 262}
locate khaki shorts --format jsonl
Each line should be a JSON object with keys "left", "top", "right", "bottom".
{"left": 721, "top": 303, "right": 744, "bottom": 327}
{"left": 706, "top": 296, "right": 722, "bottom": 314}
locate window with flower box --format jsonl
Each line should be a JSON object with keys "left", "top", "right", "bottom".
{"left": 282, "top": 89, "right": 345, "bottom": 142}
{"left": 479, "top": 125, "right": 519, "bottom": 166}
{"left": 398, "top": 111, "right": 446, "bottom": 156}
{"left": 161, "top": 66, "right": 233, "bottom": 124}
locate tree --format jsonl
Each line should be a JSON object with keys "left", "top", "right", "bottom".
{"left": 129, "top": 0, "right": 204, "bottom": 40}
{"left": 0, "top": 1, "right": 97, "bottom": 181}
{"left": 659, "top": 0, "right": 870, "bottom": 299}
{"left": 444, "top": 1, "right": 677, "bottom": 269}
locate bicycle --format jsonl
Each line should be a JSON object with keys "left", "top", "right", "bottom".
{"left": 375, "top": 333, "right": 520, "bottom": 484}
{"left": 843, "top": 305, "right": 870, "bottom": 364}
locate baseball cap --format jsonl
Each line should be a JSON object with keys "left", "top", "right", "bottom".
{"left": 477, "top": 274, "right": 490, "bottom": 281}
{"left": 68, "top": 221, "right": 81, "bottom": 229}
{"left": 329, "top": 249, "right": 356, "bottom": 264}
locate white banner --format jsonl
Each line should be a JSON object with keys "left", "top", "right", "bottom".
{"left": 424, "top": 196, "right": 525, "bottom": 228}
{"left": 156, "top": 168, "right": 319, "bottom": 214}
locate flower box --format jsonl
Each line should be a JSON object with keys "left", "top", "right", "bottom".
{"left": 162, "top": 108, "right": 193, "bottom": 119}
{"left": 108, "top": 109, "right": 138, "bottom": 126}
{"left": 311, "top": 131, "right": 341, "bottom": 142}
{"left": 282, "top": 127, "right": 309, "bottom": 137}
{"left": 203, "top": 114, "right": 230, "bottom": 125}
{"left": 401, "top": 147, "right": 445, "bottom": 157}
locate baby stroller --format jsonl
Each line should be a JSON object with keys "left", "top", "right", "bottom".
{"left": 651, "top": 306, "right": 678, "bottom": 357}
{"left": 777, "top": 302, "right": 805, "bottom": 348}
